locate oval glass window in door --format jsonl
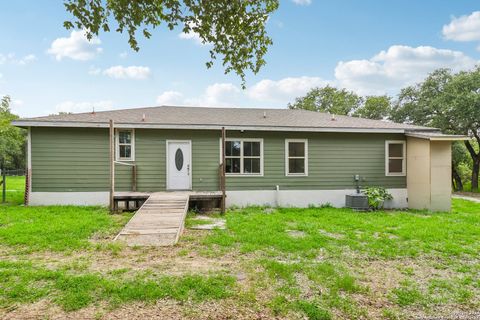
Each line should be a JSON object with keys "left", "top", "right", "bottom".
{"left": 175, "top": 148, "right": 184, "bottom": 171}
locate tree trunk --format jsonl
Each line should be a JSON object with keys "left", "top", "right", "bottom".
{"left": 472, "top": 160, "right": 479, "bottom": 192}
{"left": 452, "top": 166, "right": 463, "bottom": 191}
{"left": 464, "top": 140, "right": 480, "bottom": 192}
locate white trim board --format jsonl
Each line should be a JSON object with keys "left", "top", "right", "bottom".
{"left": 219, "top": 138, "right": 264, "bottom": 177}
{"left": 385, "top": 140, "right": 406, "bottom": 177}
{"left": 285, "top": 139, "right": 308, "bottom": 177}
{"left": 115, "top": 128, "right": 135, "bottom": 161}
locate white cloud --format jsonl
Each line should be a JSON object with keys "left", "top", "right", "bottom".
{"left": 155, "top": 78, "right": 326, "bottom": 108}
{"left": 10, "top": 99, "right": 24, "bottom": 114}
{"left": 119, "top": 51, "right": 128, "bottom": 59}
{"left": 157, "top": 83, "right": 242, "bottom": 107}
{"left": 156, "top": 91, "right": 184, "bottom": 105}
{"left": 334, "top": 45, "right": 477, "bottom": 95}
{"left": 88, "top": 66, "right": 102, "bottom": 76}
{"left": 292, "top": 0, "right": 312, "bottom": 5}
{"left": 247, "top": 76, "right": 328, "bottom": 102}
{"left": 12, "top": 99, "right": 23, "bottom": 107}
{"left": 102, "top": 65, "right": 151, "bottom": 80}
{"left": 0, "top": 53, "right": 37, "bottom": 65}
{"left": 54, "top": 100, "right": 113, "bottom": 114}
{"left": 193, "top": 83, "right": 241, "bottom": 106}
{"left": 16, "top": 54, "right": 37, "bottom": 65}
{"left": 178, "top": 22, "right": 210, "bottom": 46}
{"left": 178, "top": 31, "right": 204, "bottom": 45}
{"left": 443, "top": 11, "right": 480, "bottom": 42}
{"left": 47, "top": 30, "right": 102, "bottom": 61}
{"left": 151, "top": 44, "right": 478, "bottom": 108}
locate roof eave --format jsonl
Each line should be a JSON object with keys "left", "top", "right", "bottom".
{"left": 12, "top": 120, "right": 436, "bottom": 134}
{"left": 405, "top": 132, "right": 469, "bottom": 141}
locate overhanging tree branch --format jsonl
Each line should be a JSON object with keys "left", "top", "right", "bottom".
{"left": 63, "top": 0, "right": 279, "bottom": 87}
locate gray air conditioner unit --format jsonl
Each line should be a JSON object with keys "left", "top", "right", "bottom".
{"left": 345, "top": 194, "right": 369, "bottom": 211}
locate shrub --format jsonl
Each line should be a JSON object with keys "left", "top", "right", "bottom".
{"left": 363, "top": 187, "right": 393, "bottom": 210}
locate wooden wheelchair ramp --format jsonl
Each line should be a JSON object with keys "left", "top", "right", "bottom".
{"left": 115, "top": 193, "right": 189, "bottom": 246}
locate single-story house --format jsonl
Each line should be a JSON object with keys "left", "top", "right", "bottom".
{"left": 13, "top": 106, "right": 466, "bottom": 211}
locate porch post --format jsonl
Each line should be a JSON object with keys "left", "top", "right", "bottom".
{"left": 221, "top": 127, "right": 226, "bottom": 213}
{"left": 109, "top": 119, "right": 115, "bottom": 212}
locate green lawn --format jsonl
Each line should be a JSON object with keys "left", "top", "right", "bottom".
{"left": 463, "top": 181, "right": 480, "bottom": 193}
{"left": 1, "top": 180, "right": 479, "bottom": 319}
{"left": 209, "top": 201, "right": 480, "bottom": 318}
{"left": 1, "top": 175, "right": 25, "bottom": 205}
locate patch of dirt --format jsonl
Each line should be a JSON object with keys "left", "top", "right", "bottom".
{"left": 1, "top": 298, "right": 278, "bottom": 320}
{"left": 286, "top": 229, "right": 306, "bottom": 238}
{"left": 4, "top": 230, "right": 240, "bottom": 276}
{"left": 358, "top": 259, "right": 406, "bottom": 297}
{"left": 294, "top": 272, "right": 320, "bottom": 300}
{"left": 189, "top": 215, "right": 226, "bottom": 230}
{"left": 318, "top": 229, "right": 344, "bottom": 239}
{"left": 353, "top": 257, "right": 476, "bottom": 319}
{"left": 408, "top": 305, "right": 480, "bottom": 320}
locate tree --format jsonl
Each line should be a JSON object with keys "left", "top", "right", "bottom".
{"left": 63, "top": 0, "right": 279, "bottom": 86}
{"left": 0, "top": 96, "right": 25, "bottom": 170}
{"left": 451, "top": 142, "right": 470, "bottom": 191}
{"left": 391, "top": 68, "right": 480, "bottom": 191}
{"left": 390, "top": 69, "right": 453, "bottom": 127}
{"left": 353, "top": 95, "right": 392, "bottom": 120}
{"left": 444, "top": 68, "right": 480, "bottom": 191}
{"left": 288, "top": 86, "right": 362, "bottom": 115}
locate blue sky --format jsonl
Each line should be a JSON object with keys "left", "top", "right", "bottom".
{"left": 1, "top": 1, "right": 479, "bottom": 117}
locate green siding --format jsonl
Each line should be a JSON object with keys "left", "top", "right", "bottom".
{"left": 31, "top": 127, "right": 406, "bottom": 192}
{"left": 135, "top": 129, "right": 220, "bottom": 191}
{"left": 32, "top": 127, "right": 110, "bottom": 191}
{"left": 225, "top": 131, "right": 405, "bottom": 190}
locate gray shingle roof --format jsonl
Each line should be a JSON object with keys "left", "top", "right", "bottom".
{"left": 14, "top": 105, "right": 437, "bottom": 132}
{"left": 405, "top": 131, "right": 468, "bottom": 140}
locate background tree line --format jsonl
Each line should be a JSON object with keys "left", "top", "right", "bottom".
{"left": 289, "top": 67, "right": 480, "bottom": 192}
{"left": 0, "top": 96, "right": 26, "bottom": 171}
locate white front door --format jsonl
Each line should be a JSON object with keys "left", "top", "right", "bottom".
{"left": 167, "top": 140, "right": 192, "bottom": 190}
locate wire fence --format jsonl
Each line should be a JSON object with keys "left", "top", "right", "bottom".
{"left": 1, "top": 169, "right": 25, "bottom": 176}
{"left": 1, "top": 169, "right": 25, "bottom": 204}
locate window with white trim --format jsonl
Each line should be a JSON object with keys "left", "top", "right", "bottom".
{"left": 224, "top": 139, "right": 263, "bottom": 175}
{"left": 385, "top": 140, "right": 405, "bottom": 176}
{"left": 116, "top": 129, "right": 135, "bottom": 161}
{"left": 285, "top": 139, "right": 308, "bottom": 176}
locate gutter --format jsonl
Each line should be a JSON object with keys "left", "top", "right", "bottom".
{"left": 12, "top": 120, "right": 438, "bottom": 134}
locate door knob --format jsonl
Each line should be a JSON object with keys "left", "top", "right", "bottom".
{"left": 187, "top": 164, "right": 190, "bottom": 175}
